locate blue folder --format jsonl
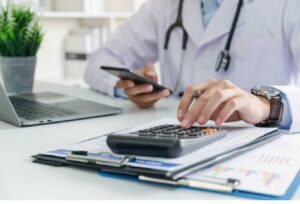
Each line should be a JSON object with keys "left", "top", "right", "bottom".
{"left": 99, "top": 170, "right": 300, "bottom": 200}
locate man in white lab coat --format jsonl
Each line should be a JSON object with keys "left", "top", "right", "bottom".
{"left": 85, "top": 0, "right": 300, "bottom": 133}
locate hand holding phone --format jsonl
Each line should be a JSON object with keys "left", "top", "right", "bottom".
{"left": 101, "top": 64, "right": 172, "bottom": 109}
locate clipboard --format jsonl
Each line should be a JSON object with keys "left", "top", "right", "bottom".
{"left": 32, "top": 130, "right": 299, "bottom": 199}
{"left": 33, "top": 128, "right": 281, "bottom": 177}
{"left": 32, "top": 143, "right": 300, "bottom": 200}
{"left": 32, "top": 119, "right": 300, "bottom": 200}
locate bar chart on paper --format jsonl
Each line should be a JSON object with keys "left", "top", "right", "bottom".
{"left": 209, "top": 165, "right": 282, "bottom": 187}
{"left": 189, "top": 135, "right": 300, "bottom": 196}
{"left": 255, "top": 154, "right": 291, "bottom": 166}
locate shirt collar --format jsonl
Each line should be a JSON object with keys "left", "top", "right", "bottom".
{"left": 217, "top": 0, "right": 223, "bottom": 5}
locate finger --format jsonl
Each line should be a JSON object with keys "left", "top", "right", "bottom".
{"left": 180, "top": 81, "right": 237, "bottom": 127}
{"left": 144, "top": 63, "right": 155, "bottom": 72}
{"left": 180, "top": 88, "right": 221, "bottom": 128}
{"left": 180, "top": 98, "right": 205, "bottom": 128}
{"left": 177, "top": 80, "right": 216, "bottom": 122}
{"left": 132, "top": 89, "right": 170, "bottom": 104}
{"left": 215, "top": 97, "right": 245, "bottom": 125}
{"left": 124, "top": 84, "right": 153, "bottom": 96}
{"left": 180, "top": 86, "right": 223, "bottom": 127}
{"left": 198, "top": 88, "right": 240, "bottom": 125}
{"left": 144, "top": 64, "right": 157, "bottom": 81}
{"left": 116, "top": 80, "right": 135, "bottom": 89}
{"left": 136, "top": 64, "right": 154, "bottom": 76}
{"left": 180, "top": 80, "right": 237, "bottom": 125}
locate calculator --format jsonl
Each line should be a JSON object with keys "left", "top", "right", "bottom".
{"left": 107, "top": 125, "right": 227, "bottom": 158}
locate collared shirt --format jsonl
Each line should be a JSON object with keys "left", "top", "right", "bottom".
{"left": 201, "top": 0, "right": 222, "bottom": 27}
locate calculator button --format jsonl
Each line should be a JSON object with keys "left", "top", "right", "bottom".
{"left": 188, "top": 133, "right": 198, "bottom": 137}
{"left": 157, "top": 125, "right": 174, "bottom": 129}
{"left": 138, "top": 133, "right": 149, "bottom": 137}
{"left": 202, "top": 128, "right": 218, "bottom": 135}
{"left": 133, "top": 125, "right": 223, "bottom": 139}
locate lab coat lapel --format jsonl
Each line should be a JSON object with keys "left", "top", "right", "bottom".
{"left": 182, "top": 0, "right": 204, "bottom": 47}
{"left": 198, "top": 0, "right": 253, "bottom": 48}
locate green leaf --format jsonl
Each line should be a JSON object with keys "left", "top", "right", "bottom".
{"left": 0, "top": 4, "right": 43, "bottom": 57}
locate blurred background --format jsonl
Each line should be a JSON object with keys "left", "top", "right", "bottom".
{"left": 0, "top": 0, "right": 146, "bottom": 87}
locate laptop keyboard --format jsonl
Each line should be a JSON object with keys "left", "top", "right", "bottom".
{"left": 9, "top": 96, "right": 78, "bottom": 120}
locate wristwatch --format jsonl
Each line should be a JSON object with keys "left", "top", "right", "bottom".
{"left": 251, "top": 86, "right": 283, "bottom": 127}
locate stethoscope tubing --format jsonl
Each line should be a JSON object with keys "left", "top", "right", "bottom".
{"left": 162, "top": 0, "right": 244, "bottom": 95}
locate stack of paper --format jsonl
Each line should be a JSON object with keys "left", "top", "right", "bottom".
{"left": 44, "top": 119, "right": 278, "bottom": 172}
{"left": 37, "top": 119, "right": 300, "bottom": 198}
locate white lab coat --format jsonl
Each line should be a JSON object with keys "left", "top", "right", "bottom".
{"left": 85, "top": 0, "right": 300, "bottom": 133}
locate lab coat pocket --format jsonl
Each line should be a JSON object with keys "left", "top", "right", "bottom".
{"left": 232, "top": 37, "right": 279, "bottom": 84}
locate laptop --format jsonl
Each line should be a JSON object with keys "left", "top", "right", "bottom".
{"left": 0, "top": 84, "right": 123, "bottom": 127}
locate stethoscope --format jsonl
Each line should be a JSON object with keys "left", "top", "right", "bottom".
{"left": 163, "top": 0, "right": 244, "bottom": 95}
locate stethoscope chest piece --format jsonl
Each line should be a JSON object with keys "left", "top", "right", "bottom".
{"left": 215, "top": 50, "right": 231, "bottom": 72}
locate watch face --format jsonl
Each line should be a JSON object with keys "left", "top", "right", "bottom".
{"left": 253, "top": 86, "right": 280, "bottom": 97}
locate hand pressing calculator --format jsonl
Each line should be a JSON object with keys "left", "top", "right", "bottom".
{"left": 107, "top": 125, "right": 227, "bottom": 158}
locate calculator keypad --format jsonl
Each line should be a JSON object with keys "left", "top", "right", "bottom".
{"left": 131, "top": 125, "right": 222, "bottom": 139}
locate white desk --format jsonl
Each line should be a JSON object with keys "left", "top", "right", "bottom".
{"left": 0, "top": 82, "right": 299, "bottom": 200}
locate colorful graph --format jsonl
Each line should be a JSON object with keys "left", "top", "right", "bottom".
{"left": 210, "top": 166, "right": 281, "bottom": 187}
{"left": 262, "top": 172, "right": 281, "bottom": 186}
{"left": 211, "top": 166, "right": 234, "bottom": 176}
{"left": 238, "top": 169, "right": 257, "bottom": 176}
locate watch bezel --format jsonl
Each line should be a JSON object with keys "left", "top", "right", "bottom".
{"left": 251, "top": 86, "right": 280, "bottom": 100}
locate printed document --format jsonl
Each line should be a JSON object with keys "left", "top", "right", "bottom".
{"left": 43, "top": 119, "right": 278, "bottom": 172}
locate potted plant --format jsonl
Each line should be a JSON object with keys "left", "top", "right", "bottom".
{"left": 0, "top": 4, "right": 43, "bottom": 94}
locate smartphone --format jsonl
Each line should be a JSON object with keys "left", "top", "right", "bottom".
{"left": 100, "top": 66, "right": 173, "bottom": 94}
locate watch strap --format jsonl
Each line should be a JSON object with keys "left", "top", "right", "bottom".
{"left": 269, "top": 96, "right": 283, "bottom": 121}
{"left": 256, "top": 96, "right": 283, "bottom": 127}
{"left": 251, "top": 87, "right": 283, "bottom": 127}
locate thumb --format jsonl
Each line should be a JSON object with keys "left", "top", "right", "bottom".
{"left": 144, "top": 64, "right": 157, "bottom": 81}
